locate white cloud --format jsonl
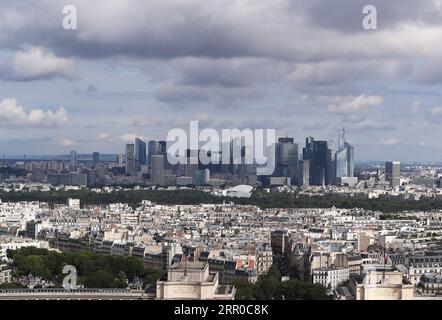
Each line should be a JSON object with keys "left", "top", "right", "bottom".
{"left": 430, "top": 106, "right": 442, "bottom": 116}
{"left": 327, "top": 95, "right": 384, "bottom": 114}
{"left": 2, "top": 47, "right": 74, "bottom": 81}
{"left": 59, "top": 139, "right": 77, "bottom": 147}
{"left": 97, "top": 133, "right": 111, "bottom": 140}
{"left": 381, "top": 137, "right": 400, "bottom": 145}
{"left": 119, "top": 133, "right": 146, "bottom": 143}
{"left": 0, "top": 98, "right": 68, "bottom": 128}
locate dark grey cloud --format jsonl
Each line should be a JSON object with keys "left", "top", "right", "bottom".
{"left": 416, "top": 59, "right": 442, "bottom": 84}
{"left": 0, "top": 0, "right": 441, "bottom": 159}
{"left": 301, "top": 0, "right": 442, "bottom": 32}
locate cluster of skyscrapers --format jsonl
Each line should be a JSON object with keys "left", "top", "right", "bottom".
{"left": 118, "top": 129, "right": 356, "bottom": 187}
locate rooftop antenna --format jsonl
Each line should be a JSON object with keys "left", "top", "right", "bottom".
{"left": 183, "top": 246, "right": 188, "bottom": 277}
{"left": 383, "top": 245, "right": 386, "bottom": 282}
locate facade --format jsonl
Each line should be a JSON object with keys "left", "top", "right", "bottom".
{"left": 70, "top": 150, "right": 78, "bottom": 171}
{"left": 256, "top": 244, "right": 273, "bottom": 275}
{"left": 271, "top": 230, "right": 289, "bottom": 257}
{"left": 92, "top": 152, "right": 100, "bottom": 168}
{"left": 125, "top": 144, "right": 135, "bottom": 176}
{"left": 385, "top": 161, "right": 401, "bottom": 187}
{"left": 298, "top": 160, "right": 310, "bottom": 186}
{"left": 67, "top": 198, "right": 80, "bottom": 209}
{"left": 335, "top": 130, "right": 354, "bottom": 180}
{"left": 135, "top": 138, "right": 147, "bottom": 172}
{"left": 156, "top": 262, "right": 236, "bottom": 300}
{"left": 408, "top": 255, "right": 442, "bottom": 285}
{"left": 151, "top": 155, "right": 164, "bottom": 186}
{"left": 303, "top": 137, "right": 332, "bottom": 186}
{"left": 275, "top": 137, "right": 298, "bottom": 183}
{"left": 0, "top": 264, "right": 12, "bottom": 284}
{"left": 147, "top": 141, "right": 159, "bottom": 165}
{"left": 312, "top": 267, "right": 350, "bottom": 290}
{"left": 347, "top": 255, "right": 362, "bottom": 275}
{"left": 419, "top": 273, "right": 442, "bottom": 296}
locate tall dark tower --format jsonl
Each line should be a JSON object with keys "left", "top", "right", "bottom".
{"left": 303, "top": 137, "right": 332, "bottom": 186}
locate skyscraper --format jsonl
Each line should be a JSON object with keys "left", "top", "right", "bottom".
{"left": 385, "top": 161, "right": 400, "bottom": 187}
{"left": 298, "top": 159, "right": 310, "bottom": 186}
{"left": 125, "top": 144, "right": 135, "bottom": 176}
{"left": 135, "top": 137, "right": 147, "bottom": 172}
{"left": 148, "top": 140, "right": 159, "bottom": 165}
{"left": 158, "top": 141, "right": 167, "bottom": 155}
{"left": 275, "top": 137, "right": 298, "bottom": 183}
{"left": 303, "top": 137, "right": 332, "bottom": 186}
{"left": 70, "top": 150, "right": 78, "bottom": 171}
{"left": 92, "top": 152, "right": 100, "bottom": 168}
{"left": 335, "top": 129, "right": 355, "bottom": 180}
{"left": 151, "top": 154, "right": 164, "bottom": 186}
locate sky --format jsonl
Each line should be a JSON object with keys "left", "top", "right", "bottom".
{"left": 0, "top": 0, "right": 442, "bottom": 161}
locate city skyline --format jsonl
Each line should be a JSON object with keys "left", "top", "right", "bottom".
{"left": 0, "top": 1, "right": 442, "bottom": 160}
{"left": 0, "top": 129, "right": 420, "bottom": 163}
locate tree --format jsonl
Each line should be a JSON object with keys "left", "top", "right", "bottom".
{"left": 115, "top": 271, "right": 128, "bottom": 288}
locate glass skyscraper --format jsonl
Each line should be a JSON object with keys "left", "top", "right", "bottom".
{"left": 335, "top": 130, "right": 354, "bottom": 179}
{"left": 275, "top": 137, "right": 298, "bottom": 183}
{"left": 303, "top": 137, "right": 331, "bottom": 186}
{"left": 135, "top": 137, "right": 147, "bottom": 171}
{"left": 125, "top": 144, "right": 135, "bottom": 176}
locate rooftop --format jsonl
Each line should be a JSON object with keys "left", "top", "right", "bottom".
{"left": 169, "top": 261, "right": 207, "bottom": 271}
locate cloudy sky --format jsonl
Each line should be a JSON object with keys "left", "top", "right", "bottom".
{"left": 1, "top": 0, "right": 442, "bottom": 161}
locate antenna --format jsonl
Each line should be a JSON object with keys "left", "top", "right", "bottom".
{"left": 184, "top": 246, "right": 188, "bottom": 277}
{"left": 382, "top": 246, "right": 386, "bottom": 282}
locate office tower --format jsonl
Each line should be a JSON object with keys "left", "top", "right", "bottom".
{"left": 193, "top": 169, "right": 210, "bottom": 186}
{"left": 92, "top": 152, "right": 100, "bottom": 168}
{"left": 70, "top": 150, "right": 78, "bottom": 171}
{"left": 385, "top": 161, "right": 401, "bottom": 187}
{"left": 151, "top": 154, "right": 164, "bottom": 185}
{"left": 335, "top": 130, "right": 354, "bottom": 185}
{"left": 303, "top": 137, "right": 332, "bottom": 186}
{"left": 158, "top": 141, "right": 167, "bottom": 155}
{"left": 125, "top": 144, "right": 135, "bottom": 176}
{"left": 148, "top": 140, "right": 159, "bottom": 165}
{"left": 298, "top": 159, "right": 310, "bottom": 186}
{"left": 275, "top": 137, "right": 298, "bottom": 183}
{"left": 135, "top": 137, "right": 147, "bottom": 171}
{"left": 86, "top": 169, "right": 97, "bottom": 187}
{"left": 185, "top": 149, "right": 199, "bottom": 177}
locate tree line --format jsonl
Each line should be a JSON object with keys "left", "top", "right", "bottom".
{"left": 3, "top": 247, "right": 163, "bottom": 289}
{"left": 1, "top": 189, "right": 442, "bottom": 213}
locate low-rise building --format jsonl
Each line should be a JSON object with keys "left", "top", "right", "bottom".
{"left": 419, "top": 273, "right": 442, "bottom": 296}
{"left": 0, "top": 264, "right": 12, "bottom": 284}
{"left": 312, "top": 267, "right": 350, "bottom": 290}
